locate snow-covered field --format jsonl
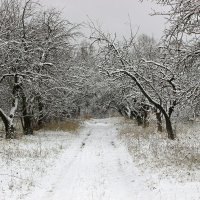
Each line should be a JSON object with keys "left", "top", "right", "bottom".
{"left": 1, "top": 117, "right": 200, "bottom": 200}
{"left": 0, "top": 129, "right": 79, "bottom": 200}
{"left": 120, "top": 118, "right": 200, "bottom": 199}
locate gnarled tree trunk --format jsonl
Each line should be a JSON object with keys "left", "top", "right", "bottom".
{"left": 0, "top": 109, "right": 14, "bottom": 139}
{"left": 0, "top": 74, "right": 23, "bottom": 139}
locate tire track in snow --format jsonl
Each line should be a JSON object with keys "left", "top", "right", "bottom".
{"left": 27, "top": 118, "right": 155, "bottom": 200}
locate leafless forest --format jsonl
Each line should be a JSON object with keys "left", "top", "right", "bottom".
{"left": 0, "top": 0, "right": 200, "bottom": 199}
{"left": 0, "top": 0, "right": 199, "bottom": 139}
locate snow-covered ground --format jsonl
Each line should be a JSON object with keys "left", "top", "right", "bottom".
{"left": 1, "top": 118, "right": 200, "bottom": 200}
{"left": 0, "top": 129, "right": 79, "bottom": 200}
{"left": 26, "top": 118, "right": 155, "bottom": 200}
{"left": 120, "top": 118, "right": 200, "bottom": 200}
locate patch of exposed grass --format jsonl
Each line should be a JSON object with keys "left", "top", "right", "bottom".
{"left": 42, "top": 120, "right": 81, "bottom": 132}
{"left": 81, "top": 113, "right": 93, "bottom": 120}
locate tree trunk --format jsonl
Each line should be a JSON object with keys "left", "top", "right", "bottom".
{"left": 130, "top": 110, "right": 143, "bottom": 126}
{"left": 5, "top": 123, "right": 15, "bottom": 139}
{"left": 118, "top": 108, "right": 123, "bottom": 116}
{"left": 136, "top": 114, "right": 143, "bottom": 126}
{"left": 37, "top": 96, "right": 44, "bottom": 129}
{"left": 4, "top": 75, "right": 22, "bottom": 139}
{"left": 0, "top": 110, "right": 15, "bottom": 139}
{"left": 143, "top": 110, "right": 149, "bottom": 128}
{"left": 164, "top": 114, "right": 175, "bottom": 140}
{"left": 77, "top": 106, "right": 81, "bottom": 118}
{"left": 23, "top": 115, "right": 33, "bottom": 135}
{"left": 21, "top": 93, "right": 33, "bottom": 135}
{"left": 156, "top": 111, "right": 162, "bottom": 132}
{"left": 0, "top": 75, "right": 24, "bottom": 139}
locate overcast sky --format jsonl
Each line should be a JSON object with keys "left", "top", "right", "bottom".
{"left": 41, "top": 0, "right": 167, "bottom": 40}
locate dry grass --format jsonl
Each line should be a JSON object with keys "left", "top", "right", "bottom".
{"left": 119, "top": 117, "right": 200, "bottom": 182}
{"left": 120, "top": 117, "right": 166, "bottom": 139}
{"left": 0, "top": 119, "right": 81, "bottom": 138}
{"left": 81, "top": 113, "right": 93, "bottom": 120}
{"left": 42, "top": 120, "right": 81, "bottom": 132}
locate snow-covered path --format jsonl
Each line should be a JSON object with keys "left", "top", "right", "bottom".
{"left": 27, "top": 118, "right": 153, "bottom": 200}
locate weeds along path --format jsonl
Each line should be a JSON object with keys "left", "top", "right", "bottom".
{"left": 27, "top": 118, "right": 154, "bottom": 200}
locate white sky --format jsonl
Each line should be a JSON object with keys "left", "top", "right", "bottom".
{"left": 40, "top": 0, "right": 167, "bottom": 40}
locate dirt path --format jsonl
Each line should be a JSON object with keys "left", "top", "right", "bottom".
{"left": 27, "top": 118, "right": 153, "bottom": 200}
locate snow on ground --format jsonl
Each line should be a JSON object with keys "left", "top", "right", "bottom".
{"left": 1, "top": 117, "right": 200, "bottom": 200}
{"left": 0, "top": 129, "right": 79, "bottom": 200}
{"left": 26, "top": 118, "right": 155, "bottom": 200}
{"left": 119, "top": 117, "right": 200, "bottom": 200}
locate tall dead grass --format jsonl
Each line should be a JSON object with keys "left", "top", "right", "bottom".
{"left": 81, "top": 113, "right": 93, "bottom": 120}
{"left": 42, "top": 120, "right": 81, "bottom": 132}
{"left": 119, "top": 117, "right": 200, "bottom": 182}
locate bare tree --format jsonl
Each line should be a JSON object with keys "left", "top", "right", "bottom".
{"left": 0, "top": 0, "right": 81, "bottom": 138}
{"left": 89, "top": 23, "right": 180, "bottom": 139}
